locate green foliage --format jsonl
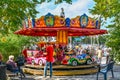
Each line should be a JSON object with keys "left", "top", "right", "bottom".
{"left": 72, "top": 36, "right": 107, "bottom": 45}
{"left": 0, "top": 32, "right": 33, "bottom": 61}
{"left": 0, "top": 0, "right": 72, "bottom": 34}
{"left": 82, "top": 36, "right": 106, "bottom": 45}
{"left": 55, "top": 0, "right": 72, "bottom": 4}
{"left": 0, "top": 0, "right": 39, "bottom": 34}
{"left": 36, "top": 0, "right": 72, "bottom": 4}
{"left": 91, "top": 0, "right": 120, "bottom": 61}
{"left": 0, "top": 0, "right": 73, "bottom": 62}
{"left": 90, "top": 0, "right": 119, "bottom": 19}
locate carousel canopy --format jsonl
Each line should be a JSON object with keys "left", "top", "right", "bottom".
{"left": 14, "top": 28, "right": 107, "bottom": 36}
{"left": 14, "top": 13, "right": 107, "bottom": 36}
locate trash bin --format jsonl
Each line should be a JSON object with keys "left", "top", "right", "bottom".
{"left": 0, "top": 65, "right": 6, "bottom": 80}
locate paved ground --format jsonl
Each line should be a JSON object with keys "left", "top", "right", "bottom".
{"left": 9, "top": 57, "right": 120, "bottom": 80}
{"left": 10, "top": 64, "right": 120, "bottom": 80}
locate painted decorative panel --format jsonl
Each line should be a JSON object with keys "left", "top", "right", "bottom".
{"left": 45, "top": 13, "right": 54, "bottom": 27}
{"left": 80, "top": 14, "right": 88, "bottom": 28}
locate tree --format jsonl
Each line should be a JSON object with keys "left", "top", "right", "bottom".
{"left": 0, "top": 0, "right": 72, "bottom": 34}
{"left": 0, "top": 30, "right": 40, "bottom": 61}
{"left": 0, "top": 0, "right": 38, "bottom": 34}
{"left": 90, "top": 0, "right": 120, "bottom": 61}
{"left": 0, "top": 0, "right": 72, "bottom": 61}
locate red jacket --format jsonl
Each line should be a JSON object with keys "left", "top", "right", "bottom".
{"left": 22, "top": 49, "right": 28, "bottom": 58}
{"left": 46, "top": 45, "right": 54, "bottom": 62}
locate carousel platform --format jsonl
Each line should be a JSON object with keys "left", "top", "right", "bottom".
{"left": 23, "top": 63, "right": 99, "bottom": 76}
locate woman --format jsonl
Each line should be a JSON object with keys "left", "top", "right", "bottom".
{"left": 6, "top": 55, "right": 18, "bottom": 72}
{"left": 6, "top": 55, "right": 25, "bottom": 77}
{"left": 96, "top": 47, "right": 103, "bottom": 64}
{"left": 106, "top": 49, "right": 110, "bottom": 64}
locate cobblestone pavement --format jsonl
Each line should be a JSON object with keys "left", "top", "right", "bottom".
{"left": 11, "top": 65, "right": 120, "bottom": 80}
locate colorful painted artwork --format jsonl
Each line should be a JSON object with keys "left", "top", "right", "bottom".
{"left": 60, "top": 19, "right": 65, "bottom": 24}
{"left": 45, "top": 13, "right": 54, "bottom": 27}
{"left": 35, "top": 16, "right": 46, "bottom": 27}
{"left": 71, "top": 16, "right": 80, "bottom": 27}
{"left": 96, "top": 20, "right": 100, "bottom": 29}
{"left": 68, "top": 54, "right": 93, "bottom": 66}
{"left": 54, "top": 16, "right": 65, "bottom": 27}
{"left": 65, "top": 18, "right": 71, "bottom": 27}
{"left": 32, "top": 18, "right": 35, "bottom": 28}
{"left": 80, "top": 14, "right": 88, "bottom": 28}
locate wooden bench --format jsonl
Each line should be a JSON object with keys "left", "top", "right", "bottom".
{"left": 6, "top": 64, "right": 25, "bottom": 80}
{"left": 6, "top": 70, "right": 19, "bottom": 80}
{"left": 96, "top": 61, "right": 115, "bottom": 80}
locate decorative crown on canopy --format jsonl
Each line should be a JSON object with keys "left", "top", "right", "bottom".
{"left": 23, "top": 13, "right": 101, "bottom": 29}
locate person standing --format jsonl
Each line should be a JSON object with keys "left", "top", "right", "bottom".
{"left": 96, "top": 47, "right": 103, "bottom": 64}
{"left": 44, "top": 42, "right": 54, "bottom": 78}
{"left": 0, "top": 52, "right": 3, "bottom": 65}
{"left": 106, "top": 48, "right": 110, "bottom": 64}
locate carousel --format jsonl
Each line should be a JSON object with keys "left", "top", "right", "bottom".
{"left": 14, "top": 12, "right": 107, "bottom": 76}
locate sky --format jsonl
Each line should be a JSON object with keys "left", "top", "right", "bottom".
{"left": 36, "top": 0, "right": 95, "bottom": 18}
{"left": 36, "top": 0, "right": 111, "bottom": 29}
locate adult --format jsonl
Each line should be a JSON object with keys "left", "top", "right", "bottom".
{"left": 16, "top": 55, "right": 26, "bottom": 77}
{"left": 106, "top": 48, "right": 110, "bottom": 64}
{"left": 6, "top": 55, "right": 18, "bottom": 72}
{"left": 44, "top": 42, "right": 54, "bottom": 78}
{"left": 96, "top": 47, "right": 103, "bottom": 64}
{"left": 22, "top": 46, "right": 28, "bottom": 59}
{"left": 6, "top": 55, "right": 25, "bottom": 77}
{"left": 0, "top": 52, "right": 3, "bottom": 65}
{"left": 54, "top": 44, "right": 63, "bottom": 64}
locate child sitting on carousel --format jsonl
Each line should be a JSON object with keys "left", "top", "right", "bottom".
{"left": 76, "top": 50, "right": 87, "bottom": 59}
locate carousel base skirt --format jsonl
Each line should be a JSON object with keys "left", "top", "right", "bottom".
{"left": 23, "top": 64, "right": 99, "bottom": 76}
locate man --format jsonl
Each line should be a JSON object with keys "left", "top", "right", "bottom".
{"left": 44, "top": 42, "right": 54, "bottom": 78}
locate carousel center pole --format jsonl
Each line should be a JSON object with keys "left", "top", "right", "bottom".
{"left": 56, "top": 30, "right": 68, "bottom": 45}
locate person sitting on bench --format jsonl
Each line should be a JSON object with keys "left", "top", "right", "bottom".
{"left": 6, "top": 55, "right": 25, "bottom": 77}
{"left": 6, "top": 55, "right": 18, "bottom": 72}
